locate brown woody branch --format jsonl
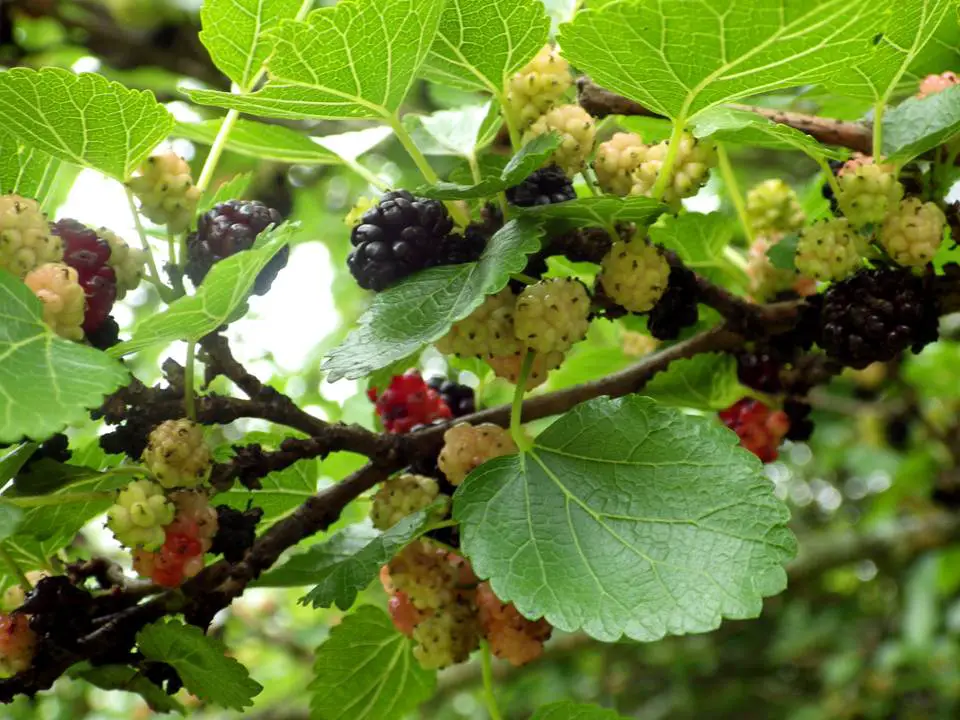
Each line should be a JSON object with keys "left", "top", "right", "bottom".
{"left": 577, "top": 78, "right": 873, "bottom": 154}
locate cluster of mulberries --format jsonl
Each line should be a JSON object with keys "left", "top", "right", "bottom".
{"left": 126, "top": 152, "right": 200, "bottom": 233}
{"left": 0, "top": 194, "right": 145, "bottom": 344}
{"left": 719, "top": 398, "right": 791, "bottom": 463}
{"left": 368, "top": 370, "right": 454, "bottom": 434}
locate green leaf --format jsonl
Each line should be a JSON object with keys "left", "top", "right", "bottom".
{"left": 405, "top": 104, "right": 499, "bottom": 158}
{"left": 323, "top": 218, "right": 543, "bottom": 381}
{"left": 217, "top": 458, "right": 319, "bottom": 530}
{"left": 454, "top": 396, "right": 796, "bottom": 642}
{"left": 0, "top": 271, "right": 130, "bottom": 444}
{"left": 691, "top": 107, "right": 849, "bottom": 161}
{"left": 423, "top": 0, "right": 550, "bottom": 94}
{"left": 300, "top": 505, "right": 443, "bottom": 609}
{"left": 255, "top": 524, "right": 379, "bottom": 588}
{"left": 198, "top": 172, "right": 252, "bottom": 217}
{"left": 0, "top": 133, "right": 73, "bottom": 211}
{"left": 109, "top": 223, "right": 296, "bottom": 357}
{"left": 309, "top": 606, "right": 435, "bottom": 720}
{"left": 516, "top": 196, "right": 666, "bottom": 232}
{"left": 0, "top": 68, "right": 173, "bottom": 181}
{"left": 767, "top": 233, "right": 800, "bottom": 271}
{"left": 558, "top": 0, "right": 881, "bottom": 122}
{"left": 903, "top": 10, "right": 960, "bottom": 89}
{"left": 175, "top": 119, "right": 342, "bottom": 165}
{"left": 74, "top": 664, "right": 185, "bottom": 715}
{"left": 644, "top": 354, "right": 742, "bottom": 411}
{"left": 649, "top": 212, "right": 736, "bottom": 275}
{"left": 415, "top": 133, "right": 561, "bottom": 199}
{"left": 532, "top": 702, "right": 627, "bottom": 720}
{"left": 199, "top": 0, "right": 306, "bottom": 91}
{"left": 0, "top": 504, "right": 23, "bottom": 542}
{"left": 0, "top": 444, "right": 36, "bottom": 484}
{"left": 137, "top": 619, "right": 263, "bottom": 710}
{"left": 186, "top": 0, "right": 445, "bottom": 120}
{"left": 881, "top": 84, "right": 960, "bottom": 163}
{"left": 823, "top": 0, "right": 954, "bottom": 103}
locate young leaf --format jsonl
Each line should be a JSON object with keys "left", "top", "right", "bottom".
{"left": 199, "top": 0, "right": 306, "bottom": 92}
{"left": 0, "top": 133, "right": 71, "bottom": 210}
{"left": 198, "top": 172, "right": 253, "bottom": 217}
{"left": 175, "top": 119, "right": 342, "bottom": 165}
{"left": 423, "top": 0, "right": 550, "bottom": 95}
{"left": 254, "top": 524, "right": 379, "bottom": 587}
{"left": 109, "top": 223, "right": 297, "bottom": 358}
{"left": 644, "top": 354, "right": 742, "bottom": 411}
{"left": 691, "top": 107, "right": 849, "bottom": 161}
{"left": 0, "top": 68, "right": 173, "bottom": 181}
{"left": 323, "top": 219, "right": 543, "bottom": 381}
{"left": 881, "top": 84, "right": 960, "bottom": 163}
{"left": 516, "top": 196, "right": 666, "bottom": 232}
{"left": 454, "top": 396, "right": 796, "bottom": 642}
{"left": 558, "top": 0, "right": 881, "bottom": 122}
{"left": 823, "top": 0, "right": 955, "bottom": 104}
{"left": 766, "top": 233, "right": 800, "bottom": 271}
{"left": 73, "top": 664, "right": 185, "bottom": 715}
{"left": 299, "top": 505, "right": 444, "bottom": 609}
{"left": 0, "top": 271, "right": 130, "bottom": 444}
{"left": 415, "top": 133, "right": 561, "bottom": 199}
{"left": 217, "top": 458, "right": 320, "bottom": 530}
{"left": 532, "top": 702, "right": 627, "bottom": 720}
{"left": 137, "top": 620, "right": 263, "bottom": 710}
{"left": 0, "top": 444, "right": 36, "bottom": 485}
{"left": 404, "top": 104, "right": 498, "bottom": 158}
{"left": 649, "top": 212, "right": 737, "bottom": 277}
{"left": 310, "top": 606, "right": 435, "bottom": 720}
{"left": 186, "top": 0, "right": 444, "bottom": 120}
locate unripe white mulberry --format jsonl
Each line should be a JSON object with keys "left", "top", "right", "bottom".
{"left": 746, "top": 179, "right": 806, "bottom": 234}
{"left": 836, "top": 156, "right": 903, "bottom": 227}
{"left": 630, "top": 133, "right": 715, "bottom": 210}
{"left": 0, "top": 195, "right": 61, "bottom": 278}
{"left": 371, "top": 474, "right": 440, "bottom": 531}
{"left": 126, "top": 153, "right": 201, "bottom": 233}
{"left": 593, "top": 132, "right": 645, "bottom": 196}
{"left": 879, "top": 197, "right": 945, "bottom": 267}
{"left": 436, "top": 288, "right": 520, "bottom": 358}
{"left": 486, "top": 350, "right": 564, "bottom": 390}
{"left": 795, "top": 218, "right": 862, "bottom": 281}
{"left": 599, "top": 239, "right": 670, "bottom": 313}
{"left": 514, "top": 278, "right": 590, "bottom": 354}
{"left": 141, "top": 419, "right": 212, "bottom": 489}
{"left": 106, "top": 479, "right": 176, "bottom": 550}
{"left": 97, "top": 227, "right": 146, "bottom": 299}
{"left": 23, "top": 263, "right": 86, "bottom": 340}
{"left": 526, "top": 104, "right": 596, "bottom": 177}
{"left": 438, "top": 422, "right": 518, "bottom": 486}
{"left": 507, "top": 45, "right": 572, "bottom": 128}
{"left": 917, "top": 71, "right": 958, "bottom": 98}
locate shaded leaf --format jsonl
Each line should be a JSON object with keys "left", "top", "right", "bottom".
{"left": 644, "top": 354, "right": 742, "bottom": 411}
{"left": 882, "top": 84, "right": 960, "bottom": 163}
{"left": 254, "top": 523, "right": 379, "bottom": 588}
{"left": 74, "top": 664, "right": 185, "bottom": 715}
{"left": 532, "top": 702, "right": 627, "bottom": 720}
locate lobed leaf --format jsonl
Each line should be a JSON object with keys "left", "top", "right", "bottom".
{"left": 0, "top": 68, "right": 173, "bottom": 181}
{"left": 186, "top": 0, "right": 444, "bottom": 120}
{"left": 454, "top": 396, "right": 796, "bottom": 642}
{"left": 558, "top": 0, "right": 882, "bottom": 122}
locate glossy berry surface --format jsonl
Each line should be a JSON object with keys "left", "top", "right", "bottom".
{"left": 427, "top": 377, "right": 475, "bottom": 418}
{"left": 506, "top": 165, "right": 576, "bottom": 207}
{"left": 647, "top": 265, "right": 699, "bottom": 340}
{"left": 719, "top": 398, "right": 790, "bottom": 463}
{"left": 368, "top": 371, "right": 453, "bottom": 434}
{"left": 51, "top": 218, "right": 117, "bottom": 333}
{"left": 736, "top": 350, "right": 782, "bottom": 393}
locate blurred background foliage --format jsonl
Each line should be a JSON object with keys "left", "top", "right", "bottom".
{"left": 3, "top": 1, "right": 960, "bottom": 718}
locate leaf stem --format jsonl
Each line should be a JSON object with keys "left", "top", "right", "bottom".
{"left": 650, "top": 119, "right": 686, "bottom": 201}
{"left": 125, "top": 188, "right": 174, "bottom": 303}
{"left": 0, "top": 543, "right": 31, "bottom": 594}
{"left": 715, "top": 143, "right": 755, "bottom": 246}
{"left": 480, "top": 641, "right": 503, "bottom": 720}
{"left": 196, "top": 109, "right": 240, "bottom": 194}
{"left": 184, "top": 341, "right": 197, "bottom": 421}
{"left": 344, "top": 159, "right": 390, "bottom": 191}
{"left": 510, "top": 352, "right": 535, "bottom": 451}
{"left": 816, "top": 157, "right": 843, "bottom": 206}
{"left": 389, "top": 114, "right": 471, "bottom": 227}
{"left": 872, "top": 100, "right": 884, "bottom": 159}
{"left": 496, "top": 92, "right": 522, "bottom": 153}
